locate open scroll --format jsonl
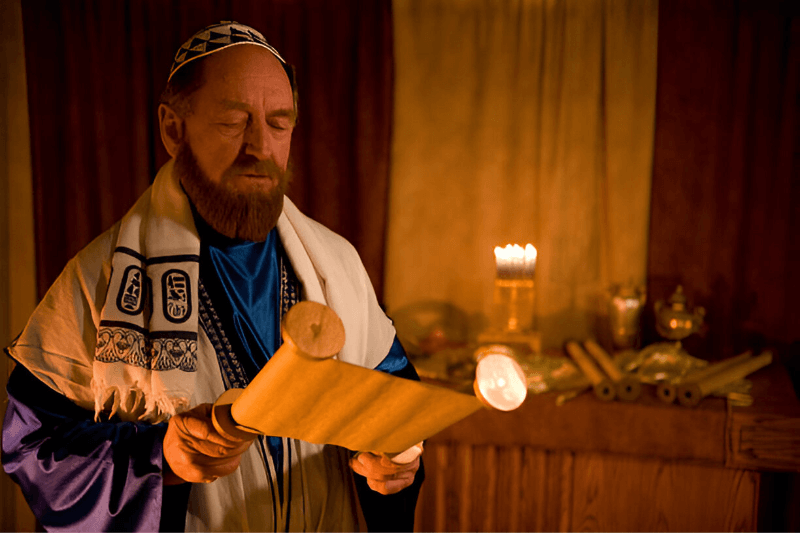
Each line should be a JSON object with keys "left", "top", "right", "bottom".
{"left": 212, "top": 301, "right": 527, "bottom": 457}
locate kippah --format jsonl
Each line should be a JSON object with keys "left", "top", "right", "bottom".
{"left": 168, "top": 21, "right": 289, "bottom": 82}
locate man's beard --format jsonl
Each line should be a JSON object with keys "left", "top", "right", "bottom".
{"left": 175, "top": 144, "right": 291, "bottom": 242}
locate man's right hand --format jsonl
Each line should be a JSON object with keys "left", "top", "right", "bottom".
{"left": 162, "top": 403, "right": 255, "bottom": 484}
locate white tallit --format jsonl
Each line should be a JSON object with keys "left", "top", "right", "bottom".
{"left": 8, "top": 159, "right": 396, "bottom": 530}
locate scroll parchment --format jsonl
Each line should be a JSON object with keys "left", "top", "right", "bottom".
{"left": 212, "top": 302, "right": 523, "bottom": 455}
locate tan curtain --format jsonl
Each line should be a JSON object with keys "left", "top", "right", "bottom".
{"left": 0, "top": 0, "right": 38, "bottom": 529}
{"left": 385, "top": 0, "right": 658, "bottom": 348}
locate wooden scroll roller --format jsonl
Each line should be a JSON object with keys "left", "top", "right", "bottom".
{"left": 655, "top": 381, "right": 679, "bottom": 404}
{"left": 677, "top": 350, "right": 772, "bottom": 407}
{"left": 211, "top": 301, "right": 527, "bottom": 464}
{"left": 655, "top": 379, "right": 678, "bottom": 404}
{"left": 565, "top": 341, "right": 616, "bottom": 401}
{"left": 656, "top": 350, "right": 752, "bottom": 404}
{"left": 583, "top": 339, "right": 641, "bottom": 401}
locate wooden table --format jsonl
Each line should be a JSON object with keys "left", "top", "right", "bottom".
{"left": 414, "top": 363, "right": 800, "bottom": 532}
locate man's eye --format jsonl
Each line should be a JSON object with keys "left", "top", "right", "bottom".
{"left": 268, "top": 119, "right": 292, "bottom": 131}
{"left": 217, "top": 120, "right": 247, "bottom": 131}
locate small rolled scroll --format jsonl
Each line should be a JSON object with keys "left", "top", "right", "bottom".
{"left": 655, "top": 381, "right": 678, "bottom": 404}
{"left": 583, "top": 339, "right": 641, "bottom": 401}
{"left": 658, "top": 351, "right": 752, "bottom": 404}
{"left": 565, "top": 341, "right": 615, "bottom": 401}
{"left": 678, "top": 351, "right": 772, "bottom": 407}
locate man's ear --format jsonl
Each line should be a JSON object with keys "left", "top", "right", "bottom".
{"left": 159, "top": 104, "right": 185, "bottom": 158}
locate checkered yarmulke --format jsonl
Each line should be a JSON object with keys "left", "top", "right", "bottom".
{"left": 168, "top": 21, "right": 288, "bottom": 82}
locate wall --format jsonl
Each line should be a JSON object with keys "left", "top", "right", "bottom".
{"left": 0, "top": 0, "right": 38, "bottom": 529}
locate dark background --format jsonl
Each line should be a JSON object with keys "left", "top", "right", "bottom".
{"left": 21, "top": 0, "right": 395, "bottom": 301}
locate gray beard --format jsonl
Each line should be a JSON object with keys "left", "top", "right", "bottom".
{"left": 175, "top": 144, "right": 291, "bottom": 242}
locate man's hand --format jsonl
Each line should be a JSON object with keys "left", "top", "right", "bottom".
{"left": 349, "top": 451, "right": 421, "bottom": 495}
{"left": 163, "top": 403, "right": 256, "bottom": 484}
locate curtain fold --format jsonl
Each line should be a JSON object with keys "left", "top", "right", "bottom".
{"left": 386, "top": 0, "right": 658, "bottom": 348}
{"left": 22, "top": 0, "right": 394, "bottom": 302}
{"left": 647, "top": 0, "right": 800, "bottom": 361}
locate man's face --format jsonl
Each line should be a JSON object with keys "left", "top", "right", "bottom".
{"left": 176, "top": 45, "right": 296, "bottom": 241}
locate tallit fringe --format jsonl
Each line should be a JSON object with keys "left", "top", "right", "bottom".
{"left": 91, "top": 372, "right": 189, "bottom": 423}
{"left": 144, "top": 392, "right": 190, "bottom": 423}
{"left": 91, "top": 374, "right": 121, "bottom": 422}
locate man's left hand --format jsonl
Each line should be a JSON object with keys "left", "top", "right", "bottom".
{"left": 349, "top": 451, "right": 420, "bottom": 495}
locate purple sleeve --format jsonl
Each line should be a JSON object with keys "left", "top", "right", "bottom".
{"left": 2, "top": 365, "right": 172, "bottom": 531}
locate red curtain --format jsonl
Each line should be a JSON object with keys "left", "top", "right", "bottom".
{"left": 22, "top": 0, "right": 394, "bottom": 302}
{"left": 647, "top": 0, "right": 799, "bottom": 362}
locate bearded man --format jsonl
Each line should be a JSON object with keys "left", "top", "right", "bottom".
{"left": 2, "top": 22, "right": 422, "bottom": 532}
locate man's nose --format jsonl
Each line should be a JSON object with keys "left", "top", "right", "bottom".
{"left": 244, "top": 117, "right": 272, "bottom": 161}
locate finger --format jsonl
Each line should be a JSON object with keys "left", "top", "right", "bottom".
{"left": 196, "top": 455, "right": 243, "bottom": 478}
{"left": 350, "top": 453, "right": 397, "bottom": 478}
{"left": 366, "top": 474, "right": 415, "bottom": 495}
{"left": 353, "top": 453, "right": 418, "bottom": 478}
{"left": 178, "top": 414, "right": 223, "bottom": 442}
{"left": 350, "top": 460, "right": 418, "bottom": 484}
{"left": 186, "top": 403, "right": 214, "bottom": 418}
{"left": 350, "top": 456, "right": 390, "bottom": 479}
{"left": 349, "top": 456, "right": 365, "bottom": 477}
{"left": 170, "top": 453, "right": 243, "bottom": 483}
{"left": 383, "top": 476, "right": 415, "bottom": 494}
{"left": 192, "top": 437, "right": 254, "bottom": 458}
{"left": 177, "top": 414, "right": 251, "bottom": 450}
{"left": 362, "top": 452, "right": 403, "bottom": 472}
{"left": 382, "top": 455, "right": 420, "bottom": 473}
{"left": 191, "top": 418, "right": 256, "bottom": 449}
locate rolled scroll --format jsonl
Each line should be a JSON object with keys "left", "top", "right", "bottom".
{"left": 565, "top": 341, "right": 616, "bottom": 401}
{"left": 655, "top": 381, "right": 679, "bottom": 404}
{"left": 583, "top": 339, "right": 641, "bottom": 401}
{"left": 656, "top": 350, "right": 752, "bottom": 404}
{"left": 677, "top": 350, "right": 771, "bottom": 407}
{"left": 212, "top": 301, "right": 526, "bottom": 460}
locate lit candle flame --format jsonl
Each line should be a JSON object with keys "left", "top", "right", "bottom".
{"left": 494, "top": 243, "right": 537, "bottom": 279}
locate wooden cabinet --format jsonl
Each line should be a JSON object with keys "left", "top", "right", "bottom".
{"left": 414, "top": 364, "right": 800, "bottom": 532}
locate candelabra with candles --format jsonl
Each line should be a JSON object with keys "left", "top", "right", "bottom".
{"left": 478, "top": 244, "right": 541, "bottom": 353}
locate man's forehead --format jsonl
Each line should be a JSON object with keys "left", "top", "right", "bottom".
{"left": 201, "top": 47, "right": 293, "bottom": 99}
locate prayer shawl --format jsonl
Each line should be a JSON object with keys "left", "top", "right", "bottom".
{"left": 8, "top": 160, "right": 396, "bottom": 530}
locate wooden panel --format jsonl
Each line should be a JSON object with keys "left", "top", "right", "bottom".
{"left": 416, "top": 443, "right": 759, "bottom": 532}
{"left": 426, "top": 363, "right": 800, "bottom": 473}
{"left": 729, "top": 414, "right": 800, "bottom": 471}
{"left": 727, "top": 367, "right": 800, "bottom": 472}
{"left": 430, "top": 385, "right": 729, "bottom": 464}
{"left": 413, "top": 367, "right": 795, "bottom": 531}
{"left": 570, "top": 453, "right": 758, "bottom": 532}
{"left": 415, "top": 443, "right": 576, "bottom": 532}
